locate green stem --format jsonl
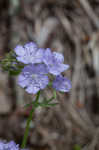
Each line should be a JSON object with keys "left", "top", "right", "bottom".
{"left": 21, "top": 91, "right": 40, "bottom": 148}
{"left": 21, "top": 107, "right": 35, "bottom": 148}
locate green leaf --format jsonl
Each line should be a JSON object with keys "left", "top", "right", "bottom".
{"left": 47, "top": 103, "right": 58, "bottom": 107}
{"left": 48, "top": 82, "right": 52, "bottom": 86}
{"left": 0, "top": 50, "right": 25, "bottom": 75}
{"left": 9, "top": 69, "right": 21, "bottom": 76}
{"left": 53, "top": 90, "right": 56, "bottom": 99}
{"left": 73, "top": 145, "right": 81, "bottom": 150}
{"left": 38, "top": 102, "right": 58, "bottom": 107}
{"left": 45, "top": 97, "right": 54, "bottom": 103}
{"left": 24, "top": 103, "right": 33, "bottom": 108}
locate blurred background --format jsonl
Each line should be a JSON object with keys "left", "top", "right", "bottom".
{"left": 0, "top": 0, "right": 99, "bottom": 150}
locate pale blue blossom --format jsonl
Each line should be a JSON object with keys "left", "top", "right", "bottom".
{"left": 0, "top": 141, "right": 27, "bottom": 150}
{"left": 14, "top": 42, "right": 44, "bottom": 64}
{"left": 52, "top": 75, "right": 71, "bottom": 92}
{"left": 18, "top": 64, "right": 49, "bottom": 94}
{"left": 43, "top": 48, "right": 69, "bottom": 75}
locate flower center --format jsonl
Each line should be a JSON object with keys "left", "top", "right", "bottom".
{"left": 31, "top": 74, "right": 37, "bottom": 79}
{"left": 49, "top": 63, "right": 53, "bottom": 67}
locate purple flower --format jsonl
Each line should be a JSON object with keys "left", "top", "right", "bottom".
{"left": 14, "top": 42, "right": 44, "bottom": 64}
{"left": 52, "top": 75, "right": 71, "bottom": 92}
{"left": 43, "top": 48, "right": 69, "bottom": 75}
{"left": 0, "top": 141, "right": 28, "bottom": 150}
{"left": 18, "top": 64, "right": 49, "bottom": 94}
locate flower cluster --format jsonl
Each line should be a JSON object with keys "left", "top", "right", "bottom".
{"left": 14, "top": 42, "right": 71, "bottom": 94}
{"left": 0, "top": 141, "right": 27, "bottom": 150}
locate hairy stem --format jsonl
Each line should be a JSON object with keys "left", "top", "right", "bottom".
{"left": 21, "top": 91, "right": 40, "bottom": 148}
